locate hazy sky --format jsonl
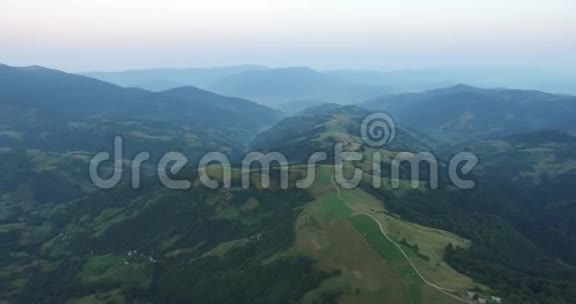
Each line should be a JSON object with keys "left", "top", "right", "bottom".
{"left": 0, "top": 0, "right": 574, "bottom": 71}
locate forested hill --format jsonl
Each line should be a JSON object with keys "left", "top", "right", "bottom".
{"left": 361, "top": 85, "right": 576, "bottom": 142}
{"left": 373, "top": 130, "right": 576, "bottom": 303}
{"left": 0, "top": 64, "right": 282, "bottom": 131}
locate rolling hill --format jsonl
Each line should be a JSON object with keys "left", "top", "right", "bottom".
{"left": 376, "top": 130, "right": 576, "bottom": 304}
{"left": 0, "top": 64, "right": 284, "bottom": 304}
{"left": 251, "top": 105, "right": 439, "bottom": 162}
{"left": 160, "top": 86, "right": 283, "bottom": 126}
{"left": 253, "top": 107, "right": 576, "bottom": 303}
{"left": 1, "top": 161, "right": 487, "bottom": 304}
{"left": 450, "top": 130, "right": 576, "bottom": 265}
{"left": 0, "top": 64, "right": 148, "bottom": 117}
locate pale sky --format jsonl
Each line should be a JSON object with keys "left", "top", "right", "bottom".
{"left": 0, "top": 0, "right": 574, "bottom": 71}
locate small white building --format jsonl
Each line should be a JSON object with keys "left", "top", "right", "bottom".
{"left": 491, "top": 296, "right": 502, "bottom": 303}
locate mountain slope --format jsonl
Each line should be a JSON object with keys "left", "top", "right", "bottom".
{"left": 361, "top": 85, "right": 576, "bottom": 142}
{"left": 252, "top": 105, "right": 439, "bottom": 162}
{"left": 452, "top": 130, "right": 576, "bottom": 265}
{"left": 0, "top": 64, "right": 281, "bottom": 131}
{"left": 160, "top": 86, "right": 283, "bottom": 127}
{"left": 372, "top": 130, "right": 576, "bottom": 304}
{"left": 0, "top": 64, "right": 277, "bottom": 274}
{"left": 252, "top": 103, "right": 576, "bottom": 303}
{"left": 1, "top": 163, "right": 484, "bottom": 304}
{"left": 2, "top": 172, "right": 329, "bottom": 303}
{"left": 0, "top": 64, "right": 148, "bottom": 117}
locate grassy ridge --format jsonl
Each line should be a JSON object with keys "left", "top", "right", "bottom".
{"left": 349, "top": 214, "right": 423, "bottom": 304}
{"left": 290, "top": 166, "right": 477, "bottom": 304}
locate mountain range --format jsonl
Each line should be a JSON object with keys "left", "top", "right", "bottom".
{"left": 84, "top": 66, "right": 576, "bottom": 107}
{"left": 0, "top": 64, "right": 282, "bottom": 131}
{"left": 361, "top": 84, "right": 576, "bottom": 142}
{"left": 2, "top": 63, "right": 576, "bottom": 304}
{"left": 83, "top": 65, "right": 267, "bottom": 91}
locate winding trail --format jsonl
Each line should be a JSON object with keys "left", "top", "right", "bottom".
{"left": 330, "top": 174, "right": 473, "bottom": 304}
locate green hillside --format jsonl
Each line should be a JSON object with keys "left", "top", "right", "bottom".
{"left": 251, "top": 105, "right": 439, "bottom": 162}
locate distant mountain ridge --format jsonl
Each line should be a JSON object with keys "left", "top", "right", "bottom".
{"left": 85, "top": 66, "right": 398, "bottom": 106}
{"left": 361, "top": 84, "right": 576, "bottom": 142}
{"left": 0, "top": 63, "right": 148, "bottom": 117}
{"left": 0, "top": 63, "right": 282, "bottom": 131}
{"left": 83, "top": 65, "right": 267, "bottom": 91}
{"left": 206, "top": 67, "right": 394, "bottom": 105}
{"left": 275, "top": 100, "right": 328, "bottom": 115}
{"left": 326, "top": 67, "right": 576, "bottom": 95}
{"left": 82, "top": 65, "right": 576, "bottom": 107}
